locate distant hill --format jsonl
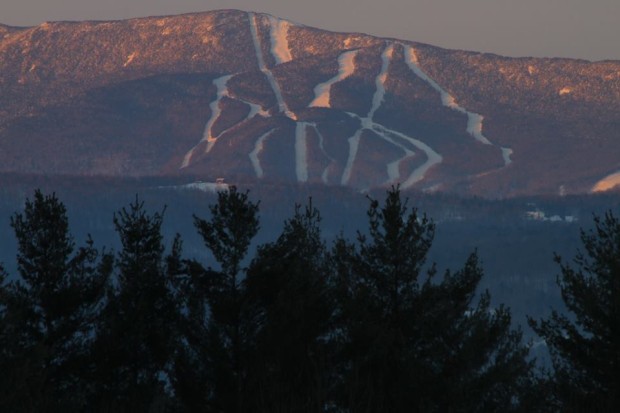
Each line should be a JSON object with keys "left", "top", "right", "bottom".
{"left": 1, "top": 9, "right": 619, "bottom": 197}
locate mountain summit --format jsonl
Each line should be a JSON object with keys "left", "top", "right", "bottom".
{"left": 1, "top": 10, "right": 619, "bottom": 197}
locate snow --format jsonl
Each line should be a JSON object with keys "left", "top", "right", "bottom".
{"left": 466, "top": 113, "right": 492, "bottom": 145}
{"left": 559, "top": 87, "right": 572, "bottom": 96}
{"left": 592, "top": 170, "right": 620, "bottom": 192}
{"left": 295, "top": 122, "right": 309, "bottom": 182}
{"left": 339, "top": 44, "right": 442, "bottom": 188}
{"left": 180, "top": 74, "right": 233, "bottom": 168}
{"left": 123, "top": 52, "right": 136, "bottom": 67}
{"left": 249, "top": 12, "right": 296, "bottom": 120}
{"left": 249, "top": 129, "right": 275, "bottom": 178}
{"left": 205, "top": 75, "right": 233, "bottom": 153}
{"left": 309, "top": 50, "right": 358, "bottom": 108}
{"left": 368, "top": 44, "right": 393, "bottom": 120}
{"left": 175, "top": 181, "right": 229, "bottom": 193}
{"left": 267, "top": 16, "right": 293, "bottom": 65}
{"left": 341, "top": 129, "right": 363, "bottom": 185}
{"left": 501, "top": 147, "right": 513, "bottom": 166}
{"left": 243, "top": 99, "right": 269, "bottom": 119}
{"left": 314, "top": 125, "right": 336, "bottom": 183}
{"left": 404, "top": 45, "right": 512, "bottom": 166}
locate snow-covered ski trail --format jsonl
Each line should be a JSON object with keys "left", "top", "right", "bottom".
{"left": 249, "top": 12, "right": 296, "bottom": 120}
{"left": 341, "top": 44, "right": 394, "bottom": 184}
{"left": 249, "top": 129, "right": 276, "bottom": 178}
{"left": 341, "top": 129, "right": 363, "bottom": 185}
{"left": 367, "top": 44, "right": 394, "bottom": 124}
{"left": 309, "top": 50, "right": 359, "bottom": 108}
{"left": 372, "top": 123, "right": 442, "bottom": 187}
{"left": 403, "top": 45, "right": 512, "bottom": 166}
{"left": 341, "top": 43, "right": 440, "bottom": 188}
{"left": 180, "top": 74, "right": 233, "bottom": 168}
{"left": 346, "top": 112, "right": 442, "bottom": 188}
{"left": 313, "top": 125, "right": 337, "bottom": 183}
{"left": 267, "top": 16, "right": 293, "bottom": 65}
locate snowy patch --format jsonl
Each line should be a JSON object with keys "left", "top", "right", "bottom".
{"left": 501, "top": 148, "right": 513, "bottom": 166}
{"left": 309, "top": 50, "right": 358, "bottom": 108}
{"left": 314, "top": 125, "right": 336, "bottom": 183}
{"left": 528, "top": 65, "right": 537, "bottom": 75}
{"left": 592, "top": 170, "right": 620, "bottom": 192}
{"left": 123, "top": 52, "right": 136, "bottom": 67}
{"left": 559, "top": 87, "right": 572, "bottom": 96}
{"left": 172, "top": 181, "right": 229, "bottom": 193}
{"left": 249, "top": 129, "right": 275, "bottom": 178}
{"left": 267, "top": 16, "right": 293, "bottom": 65}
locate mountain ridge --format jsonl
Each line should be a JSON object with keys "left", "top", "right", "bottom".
{"left": 1, "top": 10, "right": 619, "bottom": 197}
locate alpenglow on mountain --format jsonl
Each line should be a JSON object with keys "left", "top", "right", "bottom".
{"left": 1, "top": 9, "right": 619, "bottom": 197}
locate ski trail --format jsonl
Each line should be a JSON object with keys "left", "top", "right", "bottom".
{"left": 373, "top": 123, "right": 443, "bottom": 188}
{"left": 267, "top": 16, "right": 293, "bottom": 65}
{"left": 403, "top": 45, "right": 512, "bottom": 166}
{"left": 592, "top": 170, "right": 620, "bottom": 192}
{"left": 341, "top": 44, "right": 394, "bottom": 185}
{"left": 309, "top": 50, "right": 359, "bottom": 108}
{"left": 313, "top": 124, "right": 337, "bottom": 183}
{"left": 249, "top": 129, "right": 275, "bottom": 178}
{"left": 368, "top": 44, "right": 394, "bottom": 122}
{"left": 249, "top": 12, "right": 296, "bottom": 120}
{"left": 245, "top": 100, "right": 269, "bottom": 119}
{"left": 346, "top": 111, "right": 442, "bottom": 188}
{"left": 341, "top": 129, "right": 363, "bottom": 185}
{"left": 295, "top": 122, "right": 309, "bottom": 182}
{"left": 181, "top": 74, "right": 233, "bottom": 168}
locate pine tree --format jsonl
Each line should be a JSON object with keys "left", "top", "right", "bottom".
{"left": 332, "top": 186, "right": 533, "bottom": 412}
{"left": 0, "top": 190, "right": 111, "bottom": 411}
{"left": 529, "top": 211, "right": 620, "bottom": 411}
{"left": 189, "top": 186, "right": 260, "bottom": 412}
{"left": 93, "top": 197, "right": 180, "bottom": 410}
{"left": 244, "top": 200, "right": 333, "bottom": 411}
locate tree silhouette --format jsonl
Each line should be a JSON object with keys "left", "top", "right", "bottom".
{"left": 332, "top": 186, "right": 533, "bottom": 412}
{"left": 92, "top": 197, "right": 179, "bottom": 411}
{"left": 191, "top": 186, "right": 260, "bottom": 412}
{"left": 0, "top": 190, "right": 111, "bottom": 411}
{"left": 530, "top": 211, "right": 620, "bottom": 411}
{"left": 245, "top": 200, "right": 334, "bottom": 411}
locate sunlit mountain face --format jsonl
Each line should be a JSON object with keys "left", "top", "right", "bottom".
{"left": 1, "top": 9, "right": 619, "bottom": 197}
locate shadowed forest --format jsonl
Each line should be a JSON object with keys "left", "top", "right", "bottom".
{"left": 1, "top": 187, "right": 619, "bottom": 412}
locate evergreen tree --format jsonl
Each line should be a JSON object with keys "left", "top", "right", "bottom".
{"left": 0, "top": 190, "right": 111, "bottom": 411}
{"left": 245, "top": 200, "right": 334, "bottom": 411}
{"left": 93, "top": 197, "right": 180, "bottom": 411}
{"left": 530, "top": 211, "right": 620, "bottom": 411}
{"left": 332, "top": 186, "right": 533, "bottom": 412}
{"left": 189, "top": 186, "right": 260, "bottom": 412}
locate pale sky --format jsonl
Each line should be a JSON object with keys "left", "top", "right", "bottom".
{"left": 2, "top": 0, "right": 619, "bottom": 61}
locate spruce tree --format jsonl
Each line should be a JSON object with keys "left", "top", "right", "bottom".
{"left": 530, "top": 211, "right": 620, "bottom": 411}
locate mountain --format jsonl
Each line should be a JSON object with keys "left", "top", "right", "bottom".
{"left": 1, "top": 9, "right": 619, "bottom": 197}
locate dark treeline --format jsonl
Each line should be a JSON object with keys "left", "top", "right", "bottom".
{"left": 0, "top": 187, "right": 619, "bottom": 412}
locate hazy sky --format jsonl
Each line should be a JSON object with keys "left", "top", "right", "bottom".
{"left": 2, "top": 0, "right": 619, "bottom": 61}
